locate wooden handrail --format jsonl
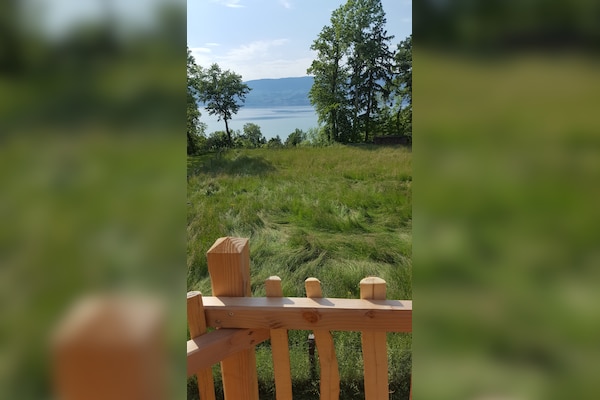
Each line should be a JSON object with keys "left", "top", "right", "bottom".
{"left": 200, "top": 296, "right": 412, "bottom": 332}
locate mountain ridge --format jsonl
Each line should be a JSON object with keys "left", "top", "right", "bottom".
{"left": 243, "top": 76, "right": 313, "bottom": 107}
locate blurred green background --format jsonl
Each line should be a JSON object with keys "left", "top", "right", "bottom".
{"left": 4, "top": 0, "right": 600, "bottom": 399}
{"left": 1, "top": 0, "right": 186, "bottom": 398}
{"left": 414, "top": 1, "right": 600, "bottom": 399}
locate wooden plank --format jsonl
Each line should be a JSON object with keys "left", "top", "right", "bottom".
{"left": 207, "top": 237, "right": 259, "bottom": 400}
{"left": 187, "top": 328, "right": 270, "bottom": 375}
{"left": 360, "top": 277, "right": 389, "bottom": 400}
{"left": 305, "top": 278, "right": 340, "bottom": 400}
{"left": 187, "top": 291, "right": 216, "bottom": 400}
{"left": 201, "top": 296, "right": 412, "bottom": 332}
{"left": 265, "top": 276, "right": 293, "bottom": 400}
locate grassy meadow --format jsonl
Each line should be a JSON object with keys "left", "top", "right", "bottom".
{"left": 187, "top": 145, "right": 412, "bottom": 399}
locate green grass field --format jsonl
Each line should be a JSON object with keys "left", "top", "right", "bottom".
{"left": 187, "top": 145, "right": 412, "bottom": 399}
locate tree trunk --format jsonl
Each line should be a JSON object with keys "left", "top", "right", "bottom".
{"left": 364, "top": 76, "right": 374, "bottom": 143}
{"left": 224, "top": 118, "right": 232, "bottom": 147}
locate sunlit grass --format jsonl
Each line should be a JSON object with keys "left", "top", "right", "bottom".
{"left": 187, "top": 145, "right": 411, "bottom": 399}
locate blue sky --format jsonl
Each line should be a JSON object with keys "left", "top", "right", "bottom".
{"left": 188, "top": 0, "right": 411, "bottom": 80}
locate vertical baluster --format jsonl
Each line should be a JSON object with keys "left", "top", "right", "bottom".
{"left": 265, "top": 276, "right": 293, "bottom": 400}
{"left": 187, "top": 291, "right": 216, "bottom": 400}
{"left": 305, "top": 278, "right": 340, "bottom": 400}
{"left": 360, "top": 277, "right": 389, "bottom": 400}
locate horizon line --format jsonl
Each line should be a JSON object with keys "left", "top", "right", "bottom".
{"left": 244, "top": 75, "right": 314, "bottom": 82}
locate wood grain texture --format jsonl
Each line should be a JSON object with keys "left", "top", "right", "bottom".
{"left": 207, "top": 237, "right": 259, "bottom": 400}
{"left": 187, "top": 291, "right": 216, "bottom": 400}
{"left": 360, "top": 277, "right": 389, "bottom": 400}
{"left": 187, "top": 328, "right": 269, "bottom": 374}
{"left": 207, "top": 237, "right": 251, "bottom": 298}
{"left": 265, "top": 276, "right": 293, "bottom": 400}
{"left": 201, "top": 296, "right": 412, "bottom": 332}
{"left": 305, "top": 278, "right": 340, "bottom": 400}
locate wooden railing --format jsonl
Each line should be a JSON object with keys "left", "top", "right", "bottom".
{"left": 187, "top": 237, "right": 412, "bottom": 400}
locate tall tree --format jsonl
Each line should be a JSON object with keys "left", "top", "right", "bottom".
{"left": 346, "top": 0, "right": 394, "bottom": 142}
{"left": 196, "top": 63, "right": 250, "bottom": 146}
{"left": 307, "top": 7, "right": 351, "bottom": 143}
{"left": 187, "top": 48, "right": 206, "bottom": 155}
{"left": 241, "top": 123, "right": 265, "bottom": 148}
{"left": 390, "top": 35, "right": 412, "bottom": 136}
{"left": 308, "top": 0, "right": 394, "bottom": 143}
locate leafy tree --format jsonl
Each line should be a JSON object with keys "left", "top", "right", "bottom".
{"left": 306, "top": 126, "right": 329, "bottom": 146}
{"left": 186, "top": 48, "right": 206, "bottom": 155}
{"left": 205, "top": 130, "right": 229, "bottom": 150}
{"left": 393, "top": 35, "right": 412, "bottom": 136}
{"left": 307, "top": 7, "right": 351, "bottom": 144}
{"left": 345, "top": 0, "right": 395, "bottom": 142}
{"left": 285, "top": 128, "right": 306, "bottom": 147}
{"left": 242, "top": 123, "right": 266, "bottom": 148}
{"left": 196, "top": 63, "right": 250, "bottom": 146}
{"left": 266, "top": 135, "right": 283, "bottom": 148}
{"left": 308, "top": 0, "right": 395, "bottom": 143}
{"left": 381, "top": 35, "right": 412, "bottom": 137}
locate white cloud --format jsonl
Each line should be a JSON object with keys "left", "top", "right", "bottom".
{"left": 279, "top": 0, "right": 292, "bottom": 9}
{"left": 189, "top": 39, "right": 313, "bottom": 80}
{"left": 212, "top": 0, "right": 245, "bottom": 8}
{"left": 241, "top": 57, "right": 314, "bottom": 80}
{"left": 225, "top": 39, "right": 289, "bottom": 61}
{"left": 191, "top": 47, "right": 212, "bottom": 54}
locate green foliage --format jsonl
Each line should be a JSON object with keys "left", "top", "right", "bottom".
{"left": 196, "top": 63, "right": 251, "bottom": 146}
{"left": 305, "top": 126, "right": 330, "bottom": 147}
{"left": 239, "top": 123, "right": 266, "bottom": 148}
{"left": 308, "top": 15, "right": 351, "bottom": 143}
{"left": 384, "top": 35, "right": 412, "bottom": 137}
{"left": 266, "top": 135, "right": 284, "bottom": 148}
{"left": 285, "top": 128, "right": 306, "bottom": 147}
{"left": 308, "top": 0, "right": 407, "bottom": 143}
{"left": 346, "top": 0, "right": 395, "bottom": 142}
{"left": 205, "top": 131, "right": 229, "bottom": 151}
{"left": 187, "top": 48, "right": 206, "bottom": 155}
{"left": 187, "top": 146, "right": 412, "bottom": 399}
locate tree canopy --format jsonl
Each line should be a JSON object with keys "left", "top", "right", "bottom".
{"left": 195, "top": 63, "right": 251, "bottom": 146}
{"left": 308, "top": 0, "right": 411, "bottom": 143}
{"left": 187, "top": 48, "right": 206, "bottom": 155}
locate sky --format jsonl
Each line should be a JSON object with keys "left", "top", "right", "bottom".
{"left": 187, "top": 0, "right": 412, "bottom": 81}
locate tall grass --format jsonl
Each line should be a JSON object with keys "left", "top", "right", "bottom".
{"left": 187, "top": 145, "right": 411, "bottom": 399}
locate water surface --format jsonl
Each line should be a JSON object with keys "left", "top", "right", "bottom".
{"left": 200, "top": 106, "right": 319, "bottom": 141}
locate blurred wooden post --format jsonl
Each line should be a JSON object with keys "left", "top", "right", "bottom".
{"left": 305, "top": 278, "right": 340, "bottom": 400}
{"left": 52, "top": 296, "right": 165, "bottom": 400}
{"left": 187, "top": 291, "right": 216, "bottom": 400}
{"left": 265, "top": 276, "right": 293, "bottom": 400}
{"left": 360, "top": 277, "right": 389, "bottom": 400}
{"left": 207, "top": 237, "right": 259, "bottom": 400}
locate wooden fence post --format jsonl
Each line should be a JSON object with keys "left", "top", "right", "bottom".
{"left": 187, "top": 291, "right": 216, "bottom": 400}
{"left": 265, "top": 276, "right": 293, "bottom": 400}
{"left": 360, "top": 277, "right": 389, "bottom": 400}
{"left": 52, "top": 296, "right": 165, "bottom": 400}
{"left": 207, "top": 237, "right": 259, "bottom": 400}
{"left": 305, "top": 278, "right": 340, "bottom": 400}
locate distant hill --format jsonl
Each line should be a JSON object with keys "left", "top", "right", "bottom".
{"left": 243, "top": 76, "right": 313, "bottom": 107}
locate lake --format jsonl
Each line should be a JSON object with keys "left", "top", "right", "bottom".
{"left": 200, "top": 106, "right": 319, "bottom": 141}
